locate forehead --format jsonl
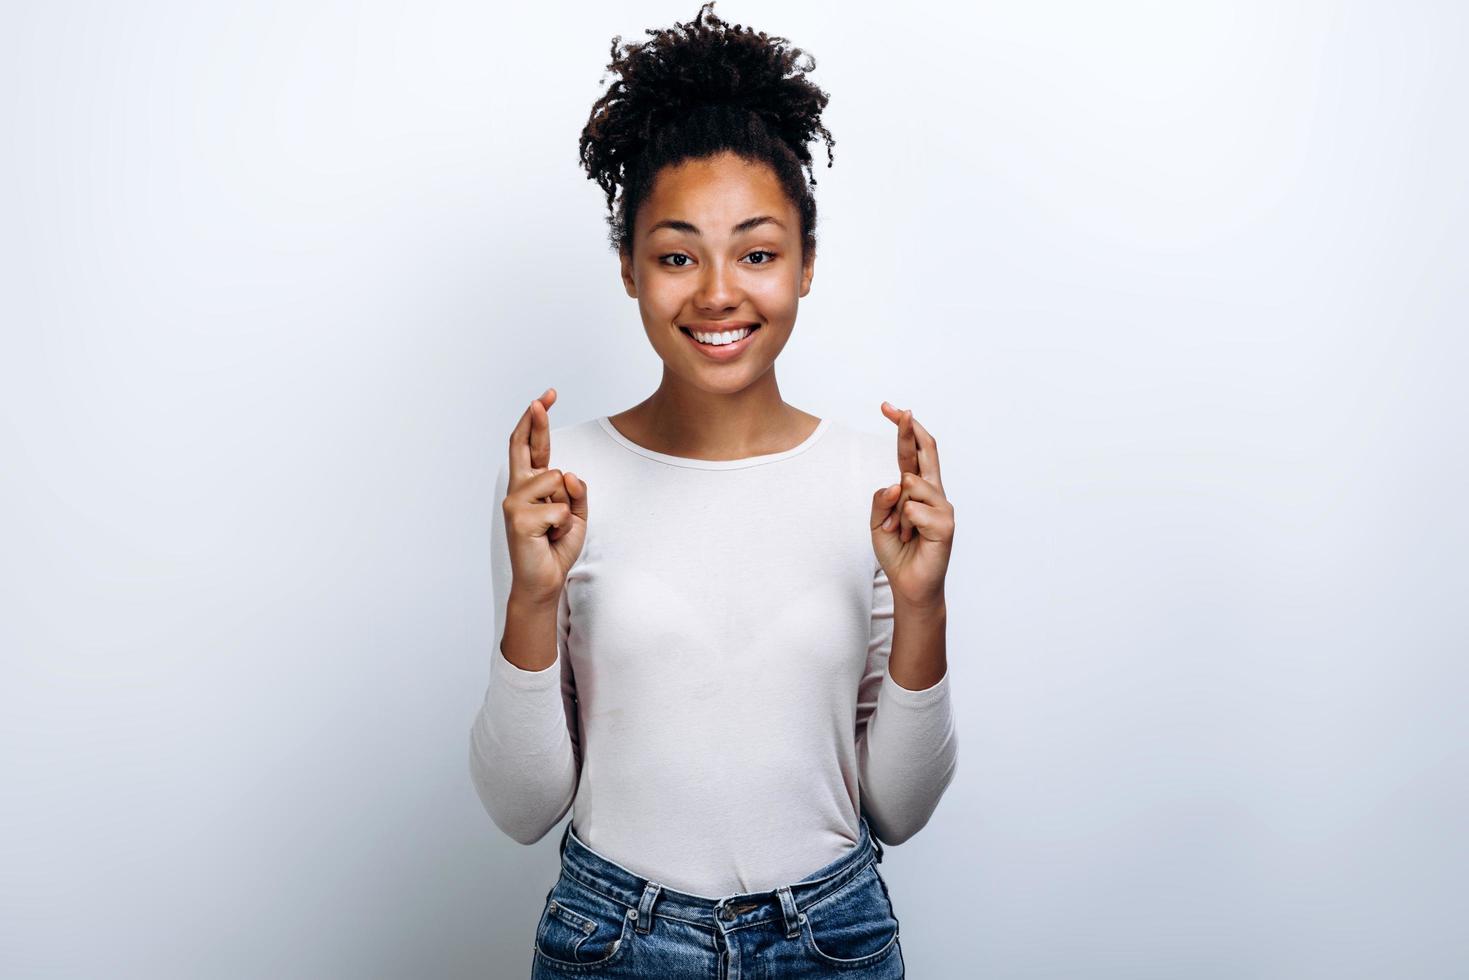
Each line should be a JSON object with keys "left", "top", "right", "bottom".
{"left": 640, "top": 153, "right": 793, "bottom": 233}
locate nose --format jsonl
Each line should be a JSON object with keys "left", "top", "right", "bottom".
{"left": 693, "top": 259, "right": 740, "bottom": 313}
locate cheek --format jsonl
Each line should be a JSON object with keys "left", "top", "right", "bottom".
{"left": 750, "top": 282, "right": 799, "bottom": 321}
{"left": 647, "top": 270, "right": 691, "bottom": 300}
{"left": 636, "top": 284, "right": 683, "bottom": 323}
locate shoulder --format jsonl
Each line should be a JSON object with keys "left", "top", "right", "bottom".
{"left": 817, "top": 417, "right": 894, "bottom": 486}
{"left": 495, "top": 416, "right": 612, "bottom": 484}
{"left": 546, "top": 416, "right": 608, "bottom": 458}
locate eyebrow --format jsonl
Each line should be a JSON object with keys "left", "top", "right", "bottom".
{"left": 645, "top": 215, "right": 786, "bottom": 237}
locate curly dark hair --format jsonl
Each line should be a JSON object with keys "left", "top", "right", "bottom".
{"left": 578, "top": 1, "right": 836, "bottom": 263}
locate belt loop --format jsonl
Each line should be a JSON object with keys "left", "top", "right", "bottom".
{"left": 872, "top": 834, "right": 884, "bottom": 864}
{"left": 635, "top": 881, "right": 662, "bottom": 935}
{"left": 776, "top": 885, "right": 801, "bottom": 940}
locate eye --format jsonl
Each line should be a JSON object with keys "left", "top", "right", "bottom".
{"left": 655, "top": 251, "right": 779, "bottom": 268}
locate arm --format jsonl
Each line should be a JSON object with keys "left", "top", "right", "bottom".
{"left": 855, "top": 558, "right": 958, "bottom": 846}
{"left": 467, "top": 460, "right": 581, "bottom": 844}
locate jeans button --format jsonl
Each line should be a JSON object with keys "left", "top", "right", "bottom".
{"left": 718, "top": 905, "right": 735, "bottom": 921}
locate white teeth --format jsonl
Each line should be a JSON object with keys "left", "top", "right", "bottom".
{"left": 689, "top": 327, "right": 754, "bottom": 345}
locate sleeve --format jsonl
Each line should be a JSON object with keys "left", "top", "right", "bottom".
{"left": 855, "top": 556, "right": 958, "bottom": 846}
{"left": 467, "top": 459, "right": 581, "bottom": 845}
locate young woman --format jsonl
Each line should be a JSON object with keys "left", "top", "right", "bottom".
{"left": 469, "top": 4, "right": 958, "bottom": 976}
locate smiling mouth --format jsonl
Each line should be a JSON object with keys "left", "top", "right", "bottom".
{"left": 680, "top": 325, "right": 761, "bottom": 346}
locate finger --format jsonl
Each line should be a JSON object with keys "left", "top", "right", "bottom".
{"left": 564, "top": 471, "right": 588, "bottom": 522}
{"left": 508, "top": 387, "right": 556, "bottom": 480}
{"left": 507, "top": 399, "right": 535, "bottom": 479}
{"left": 880, "top": 401, "right": 919, "bottom": 474}
{"left": 900, "top": 498, "right": 952, "bottom": 541}
{"left": 549, "top": 470, "right": 587, "bottom": 543}
{"left": 881, "top": 403, "right": 922, "bottom": 543}
{"left": 908, "top": 415, "right": 943, "bottom": 491}
{"left": 543, "top": 468, "right": 570, "bottom": 506}
{"left": 513, "top": 468, "right": 569, "bottom": 504}
{"left": 871, "top": 483, "right": 901, "bottom": 533}
{"left": 889, "top": 407, "right": 919, "bottom": 476}
{"left": 517, "top": 500, "right": 572, "bottom": 540}
{"left": 899, "top": 489, "right": 913, "bottom": 541}
{"left": 899, "top": 473, "right": 952, "bottom": 541}
{"left": 883, "top": 485, "right": 902, "bottom": 532}
{"left": 897, "top": 410, "right": 921, "bottom": 541}
{"left": 529, "top": 388, "right": 557, "bottom": 471}
{"left": 898, "top": 472, "right": 945, "bottom": 506}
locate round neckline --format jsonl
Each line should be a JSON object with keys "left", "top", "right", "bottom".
{"left": 595, "top": 415, "right": 832, "bottom": 470}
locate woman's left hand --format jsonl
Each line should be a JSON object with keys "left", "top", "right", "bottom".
{"left": 870, "top": 402, "right": 954, "bottom": 608}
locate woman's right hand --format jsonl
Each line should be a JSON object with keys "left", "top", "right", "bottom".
{"left": 502, "top": 387, "right": 589, "bottom": 606}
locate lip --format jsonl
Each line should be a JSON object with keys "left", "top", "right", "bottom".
{"left": 682, "top": 321, "right": 758, "bottom": 331}
{"left": 680, "top": 324, "right": 760, "bottom": 362}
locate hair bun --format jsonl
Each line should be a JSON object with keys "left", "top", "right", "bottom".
{"left": 579, "top": 2, "right": 835, "bottom": 257}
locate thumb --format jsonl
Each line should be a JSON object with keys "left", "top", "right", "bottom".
{"left": 870, "top": 483, "right": 900, "bottom": 532}
{"left": 564, "top": 471, "right": 589, "bottom": 521}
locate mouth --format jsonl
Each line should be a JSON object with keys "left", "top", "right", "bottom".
{"left": 679, "top": 324, "right": 761, "bottom": 360}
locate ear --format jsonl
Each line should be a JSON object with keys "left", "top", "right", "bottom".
{"left": 619, "top": 247, "right": 637, "bottom": 298}
{"left": 798, "top": 247, "right": 815, "bottom": 297}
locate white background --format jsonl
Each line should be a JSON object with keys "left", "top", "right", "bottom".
{"left": 2, "top": 1, "right": 1465, "bottom": 976}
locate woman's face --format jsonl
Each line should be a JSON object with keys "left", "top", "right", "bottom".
{"left": 620, "top": 152, "right": 813, "bottom": 395}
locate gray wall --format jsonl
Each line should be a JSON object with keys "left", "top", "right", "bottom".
{"left": 2, "top": 1, "right": 1464, "bottom": 977}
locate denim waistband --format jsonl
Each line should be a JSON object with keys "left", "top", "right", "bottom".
{"left": 555, "top": 815, "right": 885, "bottom": 935}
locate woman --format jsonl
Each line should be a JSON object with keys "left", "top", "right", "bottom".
{"left": 469, "top": 4, "right": 958, "bottom": 976}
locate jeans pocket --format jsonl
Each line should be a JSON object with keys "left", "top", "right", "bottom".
{"left": 533, "top": 874, "right": 634, "bottom": 971}
{"left": 799, "top": 862, "right": 902, "bottom": 968}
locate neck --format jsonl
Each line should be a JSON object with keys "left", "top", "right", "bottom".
{"left": 623, "top": 371, "right": 811, "bottom": 459}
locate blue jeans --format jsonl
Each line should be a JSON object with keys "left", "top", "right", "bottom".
{"left": 528, "top": 814, "right": 904, "bottom": 978}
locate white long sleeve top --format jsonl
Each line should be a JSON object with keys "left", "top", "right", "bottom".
{"left": 468, "top": 414, "right": 957, "bottom": 898}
